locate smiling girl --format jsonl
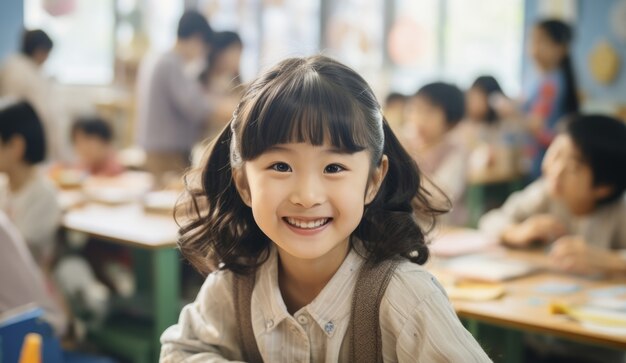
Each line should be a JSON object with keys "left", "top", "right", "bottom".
{"left": 160, "top": 55, "right": 490, "bottom": 362}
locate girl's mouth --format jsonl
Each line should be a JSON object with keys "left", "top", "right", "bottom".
{"left": 283, "top": 217, "right": 332, "bottom": 230}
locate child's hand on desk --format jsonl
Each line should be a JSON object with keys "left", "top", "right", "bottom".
{"left": 501, "top": 214, "right": 566, "bottom": 247}
{"left": 549, "top": 236, "right": 623, "bottom": 275}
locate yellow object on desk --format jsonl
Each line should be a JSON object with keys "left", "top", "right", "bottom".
{"left": 550, "top": 301, "right": 626, "bottom": 328}
{"left": 444, "top": 280, "right": 505, "bottom": 301}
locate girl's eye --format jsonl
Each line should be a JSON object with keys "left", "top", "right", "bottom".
{"left": 270, "top": 162, "right": 292, "bottom": 172}
{"left": 324, "top": 164, "right": 345, "bottom": 174}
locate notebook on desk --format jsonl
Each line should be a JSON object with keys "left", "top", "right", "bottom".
{"left": 443, "top": 253, "right": 539, "bottom": 282}
{"left": 430, "top": 229, "right": 498, "bottom": 257}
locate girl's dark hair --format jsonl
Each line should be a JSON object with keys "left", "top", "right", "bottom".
{"left": 536, "top": 19, "right": 579, "bottom": 115}
{"left": 415, "top": 82, "right": 465, "bottom": 127}
{"left": 471, "top": 75, "right": 504, "bottom": 124}
{"left": 21, "top": 29, "right": 53, "bottom": 57}
{"left": 0, "top": 101, "right": 46, "bottom": 164}
{"left": 566, "top": 114, "right": 626, "bottom": 205}
{"left": 177, "top": 55, "right": 448, "bottom": 275}
{"left": 71, "top": 117, "right": 113, "bottom": 143}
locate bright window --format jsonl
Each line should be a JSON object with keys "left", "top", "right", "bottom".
{"left": 24, "top": 0, "right": 115, "bottom": 85}
{"left": 388, "top": 0, "right": 524, "bottom": 96}
{"left": 444, "top": 0, "right": 524, "bottom": 96}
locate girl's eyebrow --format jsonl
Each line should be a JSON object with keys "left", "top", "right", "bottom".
{"left": 264, "top": 145, "right": 356, "bottom": 155}
{"left": 324, "top": 148, "right": 356, "bottom": 155}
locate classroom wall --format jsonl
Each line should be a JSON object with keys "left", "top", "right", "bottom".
{"left": 0, "top": 0, "right": 24, "bottom": 61}
{"left": 523, "top": 0, "right": 626, "bottom": 104}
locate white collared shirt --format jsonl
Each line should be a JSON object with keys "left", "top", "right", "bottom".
{"left": 160, "top": 247, "right": 491, "bottom": 362}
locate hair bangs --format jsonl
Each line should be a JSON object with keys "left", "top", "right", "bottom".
{"left": 238, "top": 69, "right": 372, "bottom": 161}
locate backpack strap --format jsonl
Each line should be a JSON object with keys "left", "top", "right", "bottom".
{"left": 233, "top": 272, "right": 264, "bottom": 363}
{"left": 348, "top": 259, "right": 401, "bottom": 363}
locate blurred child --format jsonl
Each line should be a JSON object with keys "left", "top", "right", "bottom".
{"left": 201, "top": 31, "right": 243, "bottom": 92}
{"left": 523, "top": 19, "right": 579, "bottom": 179}
{"left": 457, "top": 76, "right": 505, "bottom": 148}
{"left": 71, "top": 117, "right": 124, "bottom": 177}
{"left": 457, "top": 76, "right": 523, "bottom": 180}
{"left": 479, "top": 114, "right": 626, "bottom": 276}
{"left": 200, "top": 31, "right": 244, "bottom": 139}
{"left": 0, "top": 101, "right": 61, "bottom": 267}
{"left": 404, "top": 82, "right": 468, "bottom": 225}
{"left": 383, "top": 92, "right": 407, "bottom": 131}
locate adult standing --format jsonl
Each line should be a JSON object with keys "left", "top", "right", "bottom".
{"left": 0, "top": 29, "right": 69, "bottom": 161}
{"left": 136, "top": 10, "right": 215, "bottom": 182}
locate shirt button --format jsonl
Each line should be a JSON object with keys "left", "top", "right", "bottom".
{"left": 265, "top": 319, "right": 274, "bottom": 328}
{"left": 324, "top": 321, "right": 335, "bottom": 334}
{"left": 297, "top": 315, "right": 309, "bottom": 325}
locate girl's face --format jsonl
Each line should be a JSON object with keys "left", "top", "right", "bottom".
{"left": 528, "top": 26, "right": 566, "bottom": 71}
{"left": 405, "top": 95, "right": 448, "bottom": 146}
{"left": 466, "top": 87, "right": 488, "bottom": 121}
{"left": 234, "top": 142, "right": 387, "bottom": 264}
{"left": 542, "top": 135, "right": 611, "bottom": 215}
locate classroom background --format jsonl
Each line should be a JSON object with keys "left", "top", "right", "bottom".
{"left": 1, "top": 0, "right": 626, "bottom": 362}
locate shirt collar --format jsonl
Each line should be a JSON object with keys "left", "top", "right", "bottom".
{"left": 305, "top": 248, "right": 363, "bottom": 337}
{"left": 255, "top": 246, "right": 365, "bottom": 337}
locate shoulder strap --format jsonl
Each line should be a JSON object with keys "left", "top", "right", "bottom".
{"left": 233, "top": 271, "right": 264, "bottom": 363}
{"left": 348, "top": 259, "right": 401, "bottom": 363}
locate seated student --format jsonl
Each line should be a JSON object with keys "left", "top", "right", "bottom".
{"left": 403, "top": 82, "right": 468, "bottom": 225}
{"left": 455, "top": 76, "right": 506, "bottom": 149}
{"left": 199, "top": 31, "right": 245, "bottom": 140}
{"left": 383, "top": 92, "right": 407, "bottom": 132}
{"left": 456, "top": 76, "right": 524, "bottom": 180}
{"left": 71, "top": 117, "right": 124, "bottom": 177}
{"left": 0, "top": 209, "right": 67, "bottom": 336}
{"left": 0, "top": 101, "right": 61, "bottom": 267}
{"left": 479, "top": 114, "right": 626, "bottom": 276}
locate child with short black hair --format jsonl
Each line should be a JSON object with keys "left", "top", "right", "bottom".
{"left": 160, "top": 56, "right": 490, "bottom": 362}
{"left": 0, "top": 101, "right": 60, "bottom": 267}
{"left": 404, "top": 82, "right": 468, "bottom": 225}
{"left": 479, "top": 114, "right": 626, "bottom": 275}
{"left": 71, "top": 117, "right": 124, "bottom": 177}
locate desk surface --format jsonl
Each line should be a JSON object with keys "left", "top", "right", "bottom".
{"left": 432, "top": 249, "right": 626, "bottom": 349}
{"left": 63, "top": 203, "right": 178, "bottom": 249}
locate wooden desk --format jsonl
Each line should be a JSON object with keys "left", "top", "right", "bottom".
{"left": 63, "top": 203, "right": 180, "bottom": 363}
{"left": 431, "top": 248, "right": 626, "bottom": 362}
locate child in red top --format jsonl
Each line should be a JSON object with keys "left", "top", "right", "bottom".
{"left": 71, "top": 117, "right": 124, "bottom": 177}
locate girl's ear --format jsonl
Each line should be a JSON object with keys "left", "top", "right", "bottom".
{"left": 365, "top": 155, "right": 389, "bottom": 204}
{"left": 232, "top": 167, "right": 252, "bottom": 207}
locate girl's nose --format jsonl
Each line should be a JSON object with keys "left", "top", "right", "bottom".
{"left": 289, "top": 174, "right": 326, "bottom": 208}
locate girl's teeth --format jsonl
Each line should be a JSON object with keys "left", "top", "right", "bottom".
{"left": 287, "top": 218, "right": 328, "bottom": 229}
